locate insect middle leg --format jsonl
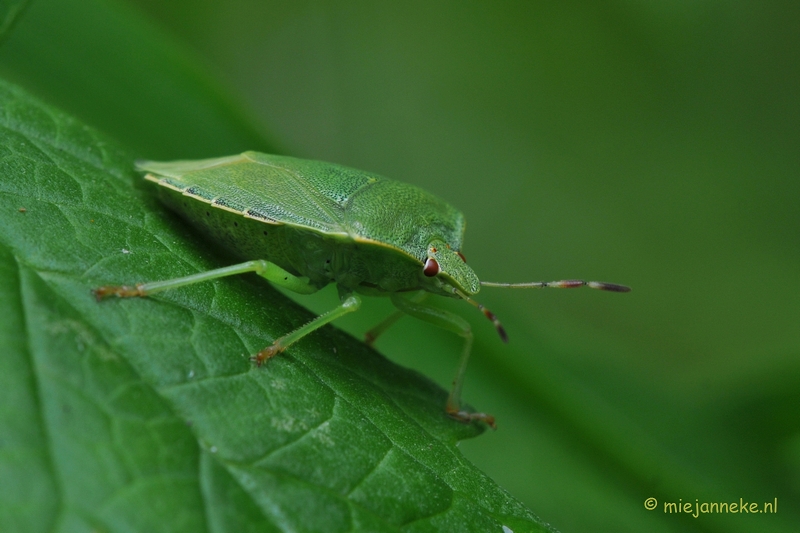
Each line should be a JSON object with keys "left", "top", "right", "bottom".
{"left": 364, "top": 291, "right": 428, "bottom": 346}
{"left": 389, "top": 292, "right": 495, "bottom": 428}
{"left": 251, "top": 289, "right": 360, "bottom": 365}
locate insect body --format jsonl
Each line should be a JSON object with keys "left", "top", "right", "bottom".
{"left": 94, "top": 151, "right": 629, "bottom": 427}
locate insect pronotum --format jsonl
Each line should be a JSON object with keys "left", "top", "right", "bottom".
{"left": 94, "top": 152, "right": 630, "bottom": 428}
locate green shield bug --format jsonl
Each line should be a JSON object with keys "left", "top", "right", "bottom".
{"left": 94, "top": 151, "right": 630, "bottom": 427}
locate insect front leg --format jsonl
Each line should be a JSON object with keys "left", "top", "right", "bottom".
{"left": 389, "top": 293, "right": 495, "bottom": 429}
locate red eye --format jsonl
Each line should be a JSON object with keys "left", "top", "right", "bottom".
{"left": 456, "top": 251, "right": 466, "bottom": 262}
{"left": 423, "top": 258, "right": 440, "bottom": 277}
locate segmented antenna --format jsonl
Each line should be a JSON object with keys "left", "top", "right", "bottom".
{"left": 481, "top": 280, "right": 631, "bottom": 292}
{"left": 452, "top": 287, "right": 508, "bottom": 343}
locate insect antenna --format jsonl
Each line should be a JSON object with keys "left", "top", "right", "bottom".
{"left": 481, "top": 280, "right": 631, "bottom": 292}
{"left": 452, "top": 287, "right": 508, "bottom": 343}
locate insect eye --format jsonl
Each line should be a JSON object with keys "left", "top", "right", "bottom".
{"left": 423, "top": 258, "right": 440, "bottom": 277}
{"left": 456, "top": 251, "right": 466, "bottom": 262}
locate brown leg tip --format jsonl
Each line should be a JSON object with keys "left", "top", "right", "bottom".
{"left": 92, "top": 287, "right": 109, "bottom": 301}
{"left": 250, "top": 344, "right": 283, "bottom": 367}
{"left": 446, "top": 408, "right": 497, "bottom": 429}
{"left": 92, "top": 286, "right": 121, "bottom": 301}
{"left": 92, "top": 284, "right": 145, "bottom": 300}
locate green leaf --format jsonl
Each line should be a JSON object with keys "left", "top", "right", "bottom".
{"left": 0, "top": 80, "right": 555, "bottom": 532}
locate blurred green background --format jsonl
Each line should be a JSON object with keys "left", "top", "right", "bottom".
{"left": 2, "top": 1, "right": 798, "bottom": 531}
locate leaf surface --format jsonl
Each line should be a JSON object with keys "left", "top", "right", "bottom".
{"left": 0, "top": 79, "right": 554, "bottom": 533}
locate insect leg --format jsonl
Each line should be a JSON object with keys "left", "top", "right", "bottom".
{"left": 389, "top": 293, "right": 495, "bottom": 428}
{"left": 251, "top": 292, "right": 361, "bottom": 365}
{"left": 93, "top": 259, "right": 320, "bottom": 300}
{"left": 364, "top": 291, "right": 428, "bottom": 346}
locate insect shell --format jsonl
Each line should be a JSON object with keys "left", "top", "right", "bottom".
{"left": 142, "top": 151, "right": 482, "bottom": 301}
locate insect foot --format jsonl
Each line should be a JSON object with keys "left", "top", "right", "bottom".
{"left": 92, "top": 284, "right": 146, "bottom": 301}
{"left": 363, "top": 331, "right": 377, "bottom": 347}
{"left": 250, "top": 343, "right": 285, "bottom": 367}
{"left": 447, "top": 407, "right": 497, "bottom": 430}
